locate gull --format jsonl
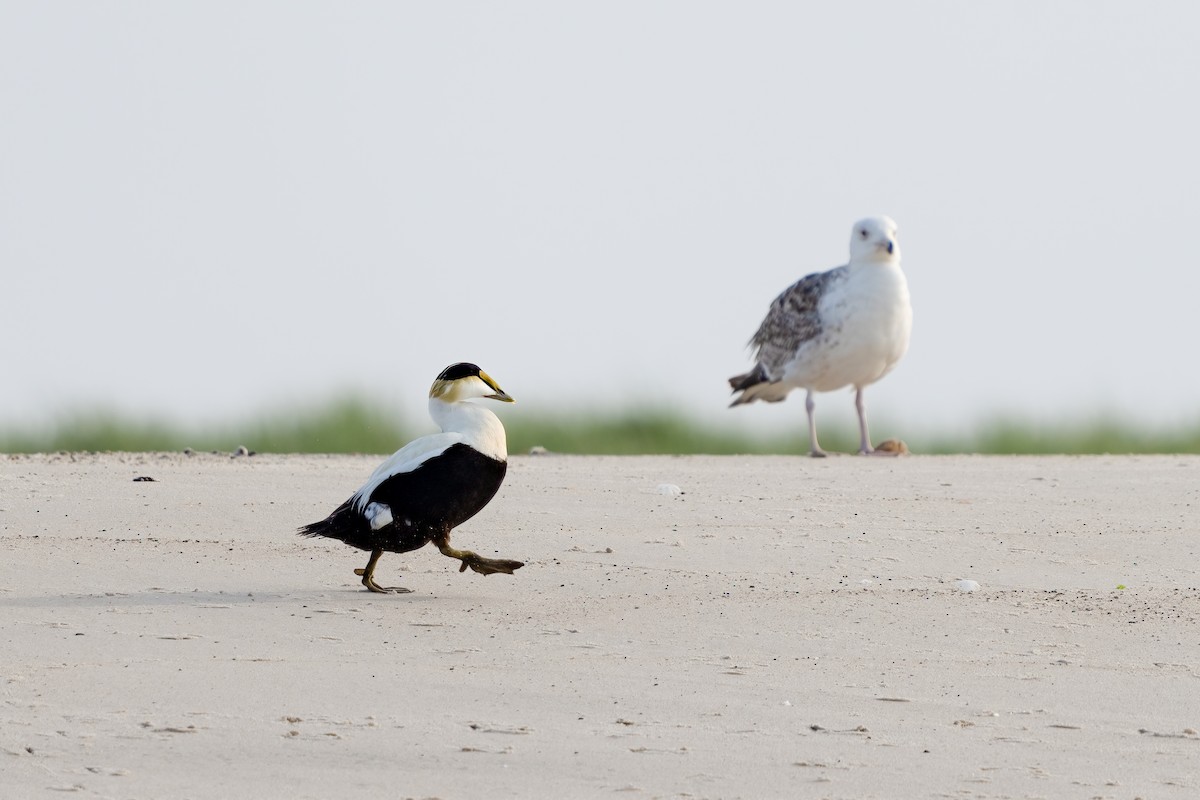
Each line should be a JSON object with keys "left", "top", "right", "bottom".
{"left": 729, "top": 216, "right": 912, "bottom": 456}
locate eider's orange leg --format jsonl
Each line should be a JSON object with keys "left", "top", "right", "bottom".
{"left": 432, "top": 532, "right": 524, "bottom": 576}
{"left": 353, "top": 548, "right": 413, "bottom": 594}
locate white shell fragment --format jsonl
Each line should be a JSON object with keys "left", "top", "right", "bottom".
{"left": 656, "top": 483, "right": 683, "bottom": 496}
{"left": 955, "top": 579, "right": 980, "bottom": 593}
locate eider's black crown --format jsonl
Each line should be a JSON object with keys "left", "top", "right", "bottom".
{"left": 437, "top": 362, "right": 483, "bottom": 382}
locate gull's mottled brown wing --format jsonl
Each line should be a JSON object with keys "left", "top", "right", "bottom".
{"left": 748, "top": 265, "right": 846, "bottom": 378}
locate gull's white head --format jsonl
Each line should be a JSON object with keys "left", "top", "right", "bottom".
{"left": 848, "top": 216, "right": 900, "bottom": 263}
{"left": 428, "top": 362, "right": 515, "bottom": 405}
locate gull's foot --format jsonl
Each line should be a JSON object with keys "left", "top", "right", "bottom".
{"left": 455, "top": 553, "right": 525, "bottom": 576}
{"left": 354, "top": 567, "right": 414, "bottom": 594}
{"left": 809, "top": 449, "right": 828, "bottom": 459}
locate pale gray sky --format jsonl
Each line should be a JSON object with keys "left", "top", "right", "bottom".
{"left": 3, "top": 2, "right": 1199, "bottom": 439}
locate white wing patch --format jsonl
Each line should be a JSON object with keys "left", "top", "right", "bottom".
{"left": 350, "top": 431, "right": 466, "bottom": 513}
{"left": 364, "top": 502, "right": 394, "bottom": 530}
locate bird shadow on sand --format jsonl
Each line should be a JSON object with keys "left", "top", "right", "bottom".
{"left": 0, "top": 586, "right": 451, "bottom": 609}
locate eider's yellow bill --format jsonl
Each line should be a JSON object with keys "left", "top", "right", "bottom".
{"left": 479, "top": 370, "right": 515, "bottom": 403}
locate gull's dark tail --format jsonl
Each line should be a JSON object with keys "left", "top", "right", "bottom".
{"left": 728, "top": 364, "right": 791, "bottom": 406}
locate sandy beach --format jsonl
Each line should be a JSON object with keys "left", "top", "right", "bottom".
{"left": 2, "top": 452, "right": 1198, "bottom": 799}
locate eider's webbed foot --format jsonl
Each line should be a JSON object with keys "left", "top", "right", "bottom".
{"left": 355, "top": 549, "right": 413, "bottom": 594}
{"left": 458, "top": 554, "right": 525, "bottom": 575}
{"left": 354, "top": 567, "right": 414, "bottom": 593}
{"left": 434, "top": 534, "right": 524, "bottom": 576}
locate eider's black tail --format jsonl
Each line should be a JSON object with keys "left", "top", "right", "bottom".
{"left": 298, "top": 500, "right": 375, "bottom": 552}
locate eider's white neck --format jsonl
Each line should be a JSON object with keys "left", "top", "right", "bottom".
{"left": 429, "top": 397, "right": 508, "bottom": 462}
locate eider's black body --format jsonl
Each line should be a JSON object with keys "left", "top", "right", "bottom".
{"left": 299, "top": 363, "right": 523, "bottom": 594}
{"left": 299, "top": 444, "right": 507, "bottom": 554}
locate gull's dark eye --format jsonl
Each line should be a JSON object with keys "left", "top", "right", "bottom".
{"left": 859, "top": 229, "right": 868, "bottom": 239}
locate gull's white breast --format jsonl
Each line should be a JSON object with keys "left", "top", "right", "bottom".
{"left": 782, "top": 263, "right": 911, "bottom": 392}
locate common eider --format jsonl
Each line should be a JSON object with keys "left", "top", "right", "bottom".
{"left": 729, "top": 216, "right": 912, "bottom": 457}
{"left": 300, "top": 362, "right": 523, "bottom": 593}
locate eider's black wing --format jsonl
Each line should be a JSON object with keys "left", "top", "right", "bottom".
{"left": 299, "top": 442, "right": 506, "bottom": 553}
{"left": 368, "top": 443, "right": 507, "bottom": 532}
